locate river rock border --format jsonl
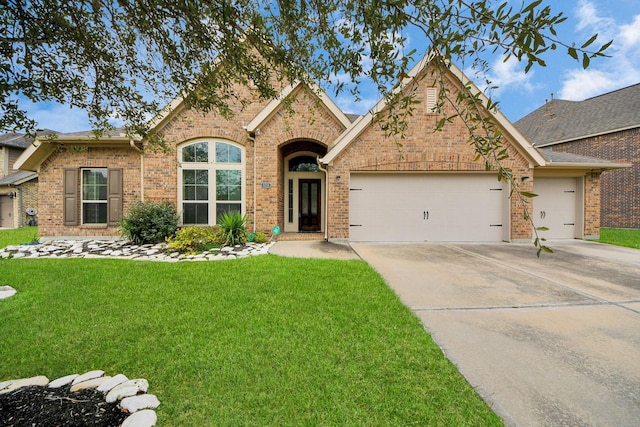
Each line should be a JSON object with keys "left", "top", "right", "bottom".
{"left": 0, "top": 240, "right": 274, "bottom": 261}
{"left": 0, "top": 370, "right": 159, "bottom": 427}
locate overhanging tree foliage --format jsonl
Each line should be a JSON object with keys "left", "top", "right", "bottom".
{"left": 1, "top": 0, "right": 610, "bottom": 254}
{"left": 1, "top": 0, "right": 609, "bottom": 136}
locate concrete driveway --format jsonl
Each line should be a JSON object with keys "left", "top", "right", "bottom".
{"left": 351, "top": 241, "right": 640, "bottom": 427}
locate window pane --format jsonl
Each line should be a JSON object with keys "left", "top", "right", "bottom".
{"left": 216, "top": 142, "right": 241, "bottom": 163}
{"left": 183, "top": 169, "right": 208, "bottom": 201}
{"left": 194, "top": 142, "right": 208, "bottom": 162}
{"left": 183, "top": 169, "right": 196, "bottom": 184}
{"left": 182, "top": 145, "right": 195, "bottom": 162}
{"left": 216, "top": 203, "right": 241, "bottom": 219}
{"left": 216, "top": 170, "right": 241, "bottom": 201}
{"left": 183, "top": 203, "right": 208, "bottom": 224}
{"left": 182, "top": 142, "right": 208, "bottom": 163}
{"left": 83, "top": 202, "right": 107, "bottom": 224}
{"left": 82, "top": 169, "right": 107, "bottom": 201}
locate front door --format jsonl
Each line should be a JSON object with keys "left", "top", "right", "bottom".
{"left": 0, "top": 195, "right": 14, "bottom": 228}
{"left": 299, "top": 179, "right": 321, "bottom": 232}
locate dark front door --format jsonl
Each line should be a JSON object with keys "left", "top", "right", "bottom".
{"left": 299, "top": 179, "right": 321, "bottom": 232}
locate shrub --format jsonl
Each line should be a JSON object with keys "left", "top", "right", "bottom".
{"left": 166, "top": 226, "right": 219, "bottom": 254}
{"left": 253, "top": 231, "right": 268, "bottom": 244}
{"left": 118, "top": 201, "right": 179, "bottom": 244}
{"left": 217, "top": 212, "right": 248, "bottom": 246}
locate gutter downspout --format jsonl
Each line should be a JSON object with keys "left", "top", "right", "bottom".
{"left": 129, "top": 139, "right": 144, "bottom": 202}
{"left": 245, "top": 130, "right": 257, "bottom": 233}
{"left": 317, "top": 157, "right": 329, "bottom": 241}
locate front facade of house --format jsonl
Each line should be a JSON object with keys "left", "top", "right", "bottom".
{"left": 17, "top": 58, "right": 622, "bottom": 242}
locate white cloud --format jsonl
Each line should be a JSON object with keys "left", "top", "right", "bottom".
{"left": 469, "top": 55, "right": 536, "bottom": 96}
{"left": 558, "top": 1, "right": 640, "bottom": 101}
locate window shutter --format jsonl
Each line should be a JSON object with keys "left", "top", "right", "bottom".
{"left": 108, "top": 168, "right": 123, "bottom": 225}
{"left": 63, "top": 169, "right": 78, "bottom": 226}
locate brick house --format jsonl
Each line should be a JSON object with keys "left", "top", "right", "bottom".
{"left": 515, "top": 83, "right": 639, "bottom": 229}
{"left": 0, "top": 132, "right": 40, "bottom": 228}
{"left": 15, "top": 55, "right": 626, "bottom": 242}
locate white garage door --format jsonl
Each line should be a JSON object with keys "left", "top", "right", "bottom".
{"left": 349, "top": 173, "right": 505, "bottom": 242}
{"left": 533, "top": 177, "right": 578, "bottom": 239}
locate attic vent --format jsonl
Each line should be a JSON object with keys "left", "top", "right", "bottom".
{"left": 426, "top": 88, "right": 438, "bottom": 113}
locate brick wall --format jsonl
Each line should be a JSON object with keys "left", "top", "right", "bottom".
{"left": 551, "top": 128, "right": 639, "bottom": 228}
{"left": 328, "top": 69, "right": 534, "bottom": 240}
{"left": 37, "top": 146, "right": 141, "bottom": 237}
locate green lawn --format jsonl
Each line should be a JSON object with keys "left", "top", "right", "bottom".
{"left": 598, "top": 228, "right": 640, "bottom": 249}
{"left": 0, "top": 226, "right": 39, "bottom": 248}
{"left": 0, "top": 248, "right": 501, "bottom": 425}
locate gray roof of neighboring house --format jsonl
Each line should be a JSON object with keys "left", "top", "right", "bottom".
{"left": 0, "top": 129, "right": 59, "bottom": 149}
{"left": 514, "top": 83, "right": 640, "bottom": 146}
{"left": 0, "top": 170, "right": 37, "bottom": 186}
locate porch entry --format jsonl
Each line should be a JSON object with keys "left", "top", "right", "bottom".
{"left": 299, "top": 179, "right": 321, "bottom": 232}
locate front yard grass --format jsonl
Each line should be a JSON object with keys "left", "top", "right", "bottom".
{"left": 598, "top": 228, "right": 640, "bottom": 249}
{"left": 0, "top": 226, "right": 38, "bottom": 248}
{"left": 0, "top": 255, "right": 501, "bottom": 426}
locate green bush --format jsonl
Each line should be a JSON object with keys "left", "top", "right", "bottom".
{"left": 253, "top": 231, "right": 268, "bottom": 244}
{"left": 166, "top": 226, "right": 220, "bottom": 254}
{"left": 217, "top": 212, "right": 248, "bottom": 246}
{"left": 118, "top": 201, "right": 179, "bottom": 244}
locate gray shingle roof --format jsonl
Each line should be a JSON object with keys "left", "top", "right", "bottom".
{"left": 0, "top": 129, "right": 59, "bottom": 149}
{"left": 514, "top": 83, "right": 640, "bottom": 146}
{"left": 0, "top": 170, "right": 37, "bottom": 186}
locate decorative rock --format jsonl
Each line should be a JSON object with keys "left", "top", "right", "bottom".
{"left": 0, "top": 376, "right": 49, "bottom": 394}
{"left": 70, "top": 375, "right": 111, "bottom": 392}
{"left": 106, "top": 379, "right": 149, "bottom": 403}
{"left": 97, "top": 373, "right": 128, "bottom": 392}
{"left": 120, "top": 394, "right": 161, "bottom": 413}
{"left": 72, "top": 370, "right": 104, "bottom": 385}
{"left": 0, "top": 285, "right": 17, "bottom": 300}
{"left": 48, "top": 374, "right": 79, "bottom": 388}
{"left": 122, "top": 409, "right": 157, "bottom": 427}
{"left": 0, "top": 380, "right": 14, "bottom": 391}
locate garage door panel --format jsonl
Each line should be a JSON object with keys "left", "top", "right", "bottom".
{"left": 533, "top": 178, "right": 577, "bottom": 240}
{"left": 349, "top": 174, "right": 504, "bottom": 242}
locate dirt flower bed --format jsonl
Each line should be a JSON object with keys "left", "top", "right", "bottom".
{"left": 0, "top": 385, "right": 127, "bottom": 427}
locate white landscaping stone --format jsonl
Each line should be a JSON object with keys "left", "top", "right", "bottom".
{"left": 0, "top": 286, "right": 17, "bottom": 300}
{"left": 48, "top": 374, "right": 79, "bottom": 388}
{"left": 70, "top": 376, "right": 111, "bottom": 392}
{"left": 0, "top": 376, "right": 49, "bottom": 394}
{"left": 97, "top": 373, "right": 128, "bottom": 392}
{"left": 72, "top": 370, "right": 104, "bottom": 385}
{"left": 120, "top": 394, "right": 161, "bottom": 413}
{"left": 122, "top": 409, "right": 157, "bottom": 427}
{"left": 106, "top": 379, "right": 149, "bottom": 403}
{"left": 0, "top": 380, "right": 14, "bottom": 391}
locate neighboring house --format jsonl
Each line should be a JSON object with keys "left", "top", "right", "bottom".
{"left": 15, "top": 55, "right": 626, "bottom": 242}
{"left": 0, "top": 132, "right": 42, "bottom": 228}
{"left": 515, "top": 84, "right": 640, "bottom": 229}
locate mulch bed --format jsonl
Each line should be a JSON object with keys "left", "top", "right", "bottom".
{"left": 0, "top": 385, "right": 128, "bottom": 426}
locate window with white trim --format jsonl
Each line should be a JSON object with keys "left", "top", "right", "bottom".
{"left": 81, "top": 168, "right": 108, "bottom": 224}
{"left": 179, "top": 140, "right": 243, "bottom": 225}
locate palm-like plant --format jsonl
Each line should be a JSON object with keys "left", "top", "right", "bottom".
{"left": 216, "top": 212, "right": 248, "bottom": 246}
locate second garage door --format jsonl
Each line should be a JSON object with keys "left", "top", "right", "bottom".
{"left": 349, "top": 173, "right": 505, "bottom": 242}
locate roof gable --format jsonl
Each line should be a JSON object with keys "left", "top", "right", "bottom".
{"left": 515, "top": 83, "right": 640, "bottom": 146}
{"left": 321, "top": 53, "right": 545, "bottom": 167}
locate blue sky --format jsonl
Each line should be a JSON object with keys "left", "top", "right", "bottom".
{"left": 20, "top": 0, "right": 640, "bottom": 133}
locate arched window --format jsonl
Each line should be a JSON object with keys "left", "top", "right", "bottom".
{"left": 289, "top": 155, "right": 320, "bottom": 172}
{"left": 179, "top": 140, "right": 243, "bottom": 225}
